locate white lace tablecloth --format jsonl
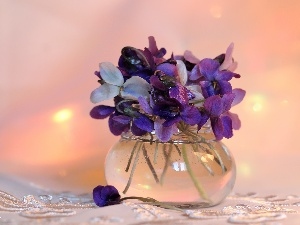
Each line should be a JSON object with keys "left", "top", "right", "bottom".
{"left": 1, "top": 175, "right": 299, "bottom": 225}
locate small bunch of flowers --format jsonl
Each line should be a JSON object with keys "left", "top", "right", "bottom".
{"left": 90, "top": 37, "right": 245, "bottom": 141}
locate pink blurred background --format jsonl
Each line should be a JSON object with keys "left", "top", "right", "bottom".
{"left": 1, "top": 0, "right": 300, "bottom": 194}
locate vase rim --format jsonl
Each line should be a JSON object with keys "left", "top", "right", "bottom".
{"left": 120, "top": 124, "right": 216, "bottom": 143}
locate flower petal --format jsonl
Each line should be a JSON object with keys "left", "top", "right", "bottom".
{"left": 108, "top": 114, "right": 130, "bottom": 135}
{"left": 183, "top": 50, "right": 200, "bottom": 64}
{"left": 219, "top": 43, "right": 234, "bottom": 71}
{"left": 138, "top": 96, "right": 153, "bottom": 114}
{"left": 93, "top": 185, "right": 121, "bottom": 207}
{"left": 169, "top": 85, "right": 189, "bottom": 106}
{"left": 176, "top": 60, "right": 188, "bottom": 85}
{"left": 162, "top": 116, "right": 181, "bottom": 127}
{"left": 90, "top": 105, "right": 115, "bottom": 119}
{"left": 133, "top": 114, "right": 154, "bottom": 132}
{"left": 221, "top": 93, "right": 235, "bottom": 112}
{"left": 215, "top": 70, "right": 234, "bottom": 81}
{"left": 131, "top": 122, "right": 148, "bottom": 136}
{"left": 93, "top": 185, "right": 106, "bottom": 207}
{"left": 189, "top": 64, "right": 201, "bottom": 81}
{"left": 228, "top": 61, "right": 238, "bottom": 72}
{"left": 157, "top": 63, "right": 177, "bottom": 77}
{"left": 99, "top": 62, "right": 124, "bottom": 86}
{"left": 181, "top": 105, "right": 202, "bottom": 125}
{"left": 148, "top": 36, "right": 158, "bottom": 55}
{"left": 152, "top": 100, "right": 180, "bottom": 120}
{"left": 197, "top": 112, "right": 209, "bottom": 130}
{"left": 150, "top": 75, "right": 166, "bottom": 91}
{"left": 112, "top": 115, "right": 131, "bottom": 124}
{"left": 211, "top": 115, "right": 233, "bottom": 140}
{"left": 211, "top": 117, "right": 224, "bottom": 140}
{"left": 224, "top": 111, "right": 241, "bottom": 130}
{"left": 121, "top": 76, "right": 151, "bottom": 100}
{"left": 221, "top": 115, "right": 233, "bottom": 139}
{"left": 154, "top": 119, "right": 177, "bottom": 142}
{"left": 199, "top": 58, "right": 219, "bottom": 81}
{"left": 204, "top": 95, "right": 223, "bottom": 117}
{"left": 186, "top": 85, "right": 204, "bottom": 106}
{"left": 232, "top": 88, "right": 246, "bottom": 106}
{"left": 90, "top": 83, "right": 120, "bottom": 103}
{"left": 218, "top": 80, "right": 232, "bottom": 95}
{"left": 200, "top": 81, "right": 215, "bottom": 98}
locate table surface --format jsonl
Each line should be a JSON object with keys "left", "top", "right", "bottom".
{"left": 1, "top": 175, "right": 299, "bottom": 225}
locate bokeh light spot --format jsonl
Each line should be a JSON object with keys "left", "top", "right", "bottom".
{"left": 138, "top": 184, "right": 151, "bottom": 190}
{"left": 53, "top": 109, "right": 73, "bottom": 123}
{"left": 248, "top": 94, "right": 267, "bottom": 113}
{"left": 210, "top": 4, "right": 222, "bottom": 18}
{"left": 252, "top": 103, "right": 263, "bottom": 112}
{"left": 238, "top": 163, "right": 252, "bottom": 177}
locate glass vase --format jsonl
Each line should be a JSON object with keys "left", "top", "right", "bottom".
{"left": 104, "top": 126, "right": 236, "bottom": 207}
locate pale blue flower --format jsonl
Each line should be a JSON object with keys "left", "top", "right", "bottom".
{"left": 90, "top": 62, "right": 151, "bottom": 103}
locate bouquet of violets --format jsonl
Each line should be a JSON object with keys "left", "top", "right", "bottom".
{"left": 90, "top": 36, "right": 245, "bottom": 141}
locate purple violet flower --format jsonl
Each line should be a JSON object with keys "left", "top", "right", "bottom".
{"left": 154, "top": 118, "right": 178, "bottom": 142}
{"left": 110, "top": 112, "right": 153, "bottom": 136}
{"left": 90, "top": 105, "right": 115, "bottom": 119}
{"left": 196, "top": 58, "right": 240, "bottom": 98}
{"left": 90, "top": 37, "right": 245, "bottom": 142}
{"left": 203, "top": 94, "right": 236, "bottom": 140}
{"left": 91, "top": 97, "right": 154, "bottom": 137}
{"left": 152, "top": 99, "right": 199, "bottom": 127}
{"left": 93, "top": 185, "right": 121, "bottom": 207}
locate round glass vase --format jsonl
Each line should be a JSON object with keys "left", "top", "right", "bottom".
{"left": 104, "top": 126, "right": 236, "bottom": 207}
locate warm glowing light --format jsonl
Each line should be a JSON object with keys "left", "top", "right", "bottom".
{"left": 137, "top": 184, "right": 151, "bottom": 190}
{"left": 248, "top": 94, "right": 267, "bottom": 113}
{"left": 210, "top": 4, "right": 222, "bottom": 18}
{"left": 252, "top": 103, "right": 263, "bottom": 112}
{"left": 201, "top": 153, "right": 214, "bottom": 163}
{"left": 53, "top": 109, "right": 73, "bottom": 123}
{"left": 194, "top": 152, "right": 214, "bottom": 163}
{"left": 238, "top": 163, "right": 252, "bottom": 177}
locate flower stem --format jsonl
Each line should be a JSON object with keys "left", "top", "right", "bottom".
{"left": 173, "top": 144, "right": 181, "bottom": 156}
{"left": 182, "top": 144, "right": 211, "bottom": 203}
{"left": 160, "top": 143, "right": 173, "bottom": 185}
{"left": 142, "top": 144, "right": 159, "bottom": 183}
{"left": 125, "top": 141, "right": 141, "bottom": 172}
{"left": 123, "top": 142, "right": 142, "bottom": 194}
{"left": 182, "top": 125, "right": 227, "bottom": 174}
{"left": 153, "top": 141, "right": 159, "bottom": 164}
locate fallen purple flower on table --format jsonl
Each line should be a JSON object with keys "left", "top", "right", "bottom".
{"left": 93, "top": 185, "right": 121, "bottom": 207}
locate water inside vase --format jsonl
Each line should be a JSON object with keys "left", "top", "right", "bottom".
{"left": 105, "top": 130, "right": 236, "bottom": 207}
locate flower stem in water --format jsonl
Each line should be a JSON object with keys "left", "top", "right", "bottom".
{"left": 182, "top": 144, "right": 211, "bottom": 203}
{"left": 142, "top": 144, "right": 159, "bottom": 183}
{"left": 123, "top": 142, "right": 142, "bottom": 194}
{"left": 125, "top": 141, "right": 141, "bottom": 172}
{"left": 160, "top": 143, "right": 173, "bottom": 185}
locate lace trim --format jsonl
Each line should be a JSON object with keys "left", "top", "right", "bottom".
{"left": 1, "top": 190, "right": 300, "bottom": 224}
{"left": 0, "top": 190, "right": 95, "bottom": 218}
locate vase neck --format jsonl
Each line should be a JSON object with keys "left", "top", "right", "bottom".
{"left": 121, "top": 125, "right": 216, "bottom": 143}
